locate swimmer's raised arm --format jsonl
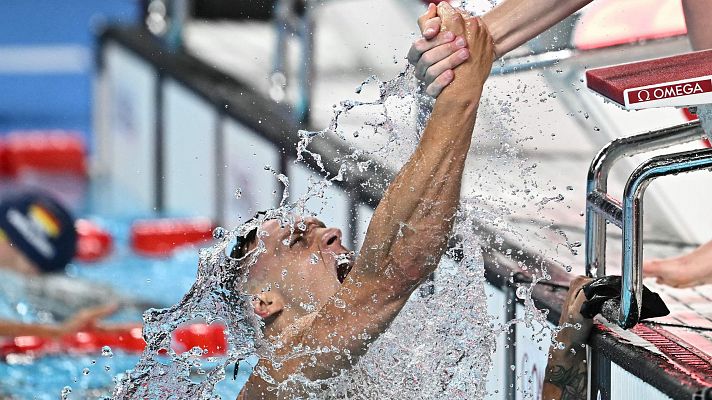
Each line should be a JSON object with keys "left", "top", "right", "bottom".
{"left": 261, "top": 2, "right": 494, "bottom": 386}
{"left": 481, "top": 0, "right": 593, "bottom": 57}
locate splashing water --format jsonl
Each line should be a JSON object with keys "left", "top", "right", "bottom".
{"left": 111, "top": 14, "right": 575, "bottom": 398}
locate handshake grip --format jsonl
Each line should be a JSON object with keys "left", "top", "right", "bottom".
{"left": 436, "top": 2, "right": 495, "bottom": 96}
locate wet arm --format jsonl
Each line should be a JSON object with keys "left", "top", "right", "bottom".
{"left": 542, "top": 336, "right": 588, "bottom": 400}
{"left": 0, "top": 319, "right": 64, "bottom": 338}
{"left": 352, "top": 11, "right": 494, "bottom": 298}
{"left": 481, "top": 0, "right": 592, "bottom": 57}
{"left": 542, "top": 277, "right": 592, "bottom": 400}
{"left": 265, "top": 8, "right": 495, "bottom": 384}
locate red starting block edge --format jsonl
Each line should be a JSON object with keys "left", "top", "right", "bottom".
{"left": 585, "top": 50, "right": 712, "bottom": 110}
{"left": 0, "top": 323, "right": 227, "bottom": 359}
{"left": 130, "top": 218, "right": 215, "bottom": 257}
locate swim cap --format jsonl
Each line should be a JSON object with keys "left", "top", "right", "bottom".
{"left": 0, "top": 192, "right": 77, "bottom": 273}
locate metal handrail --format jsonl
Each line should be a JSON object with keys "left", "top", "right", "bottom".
{"left": 583, "top": 119, "right": 711, "bottom": 329}
{"left": 618, "top": 147, "right": 712, "bottom": 328}
{"left": 584, "top": 120, "right": 705, "bottom": 278}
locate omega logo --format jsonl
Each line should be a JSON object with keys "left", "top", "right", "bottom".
{"left": 629, "top": 79, "right": 711, "bottom": 104}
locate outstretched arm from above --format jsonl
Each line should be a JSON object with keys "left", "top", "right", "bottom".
{"left": 408, "top": 0, "right": 591, "bottom": 96}
{"left": 259, "top": 2, "right": 495, "bottom": 385}
{"left": 481, "top": 0, "right": 592, "bottom": 57}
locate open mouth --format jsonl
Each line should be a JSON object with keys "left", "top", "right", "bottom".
{"left": 335, "top": 253, "right": 354, "bottom": 283}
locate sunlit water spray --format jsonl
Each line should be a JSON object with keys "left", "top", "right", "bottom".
{"left": 107, "top": 8, "right": 581, "bottom": 400}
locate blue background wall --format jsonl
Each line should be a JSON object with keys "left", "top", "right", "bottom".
{"left": 0, "top": 0, "right": 139, "bottom": 146}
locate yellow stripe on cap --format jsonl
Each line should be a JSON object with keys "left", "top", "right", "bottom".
{"left": 0, "top": 228, "right": 6, "bottom": 242}
{"left": 29, "top": 205, "right": 61, "bottom": 237}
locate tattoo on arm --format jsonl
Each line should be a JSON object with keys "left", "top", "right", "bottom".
{"left": 546, "top": 364, "right": 587, "bottom": 400}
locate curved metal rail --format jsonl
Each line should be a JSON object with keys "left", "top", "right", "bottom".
{"left": 584, "top": 119, "right": 711, "bottom": 328}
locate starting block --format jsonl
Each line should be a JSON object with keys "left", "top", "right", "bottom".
{"left": 583, "top": 50, "right": 712, "bottom": 329}
{"left": 586, "top": 49, "right": 712, "bottom": 110}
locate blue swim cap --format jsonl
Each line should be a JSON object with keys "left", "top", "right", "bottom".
{"left": 0, "top": 192, "right": 77, "bottom": 273}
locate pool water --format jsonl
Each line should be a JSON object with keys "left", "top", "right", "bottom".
{"left": 0, "top": 216, "right": 251, "bottom": 399}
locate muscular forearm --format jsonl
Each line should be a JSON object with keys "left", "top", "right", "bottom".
{"left": 682, "top": 0, "right": 712, "bottom": 50}
{"left": 364, "top": 95, "right": 479, "bottom": 281}
{"left": 482, "top": 0, "right": 593, "bottom": 57}
{"left": 357, "top": 13, "right": 493, "bottom": 291}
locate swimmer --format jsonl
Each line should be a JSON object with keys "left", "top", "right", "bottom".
{"left": 0, "top": 192, "right": 118, "bottom": 338}
{"left": 409, "top": 0, "right": 711, "bottom": 97}
{"left": 235, "top": 3, "right": 495, "bottom": 398}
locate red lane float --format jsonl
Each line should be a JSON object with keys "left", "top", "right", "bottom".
{"left": 75, "top": 219, "right": 114, "bottom": 262}
{"left": 0, "top": 324, "right": 228, "bottom": 358}
{"left": 130, "top": 218, "right": 214, "bottom": 257}
{"left": 171, "top": 323, "right": 227, "bottom": 357}
{"left": 0, "top": 131, "right": 87, "bottom": 177}
{"left": 0, "top": 139, "right": 9, "bottom": 176}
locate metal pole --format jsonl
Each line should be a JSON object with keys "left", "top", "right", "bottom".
{"left": 619, "top": 147, "right": 712, "bottom": 328}
{"left": 584, "top": 120, "right": 704, "bottom": 277}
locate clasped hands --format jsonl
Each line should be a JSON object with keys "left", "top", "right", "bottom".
{"left": 407, "top": 2, "right": 495, "bottom": 98}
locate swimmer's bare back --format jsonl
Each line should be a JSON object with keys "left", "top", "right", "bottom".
{"left": 237, "top": 4, "right": 495, "bottom": 399}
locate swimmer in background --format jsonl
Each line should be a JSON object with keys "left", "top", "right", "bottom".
{"left": 0, "top": 192, "right": 118, "bottom": 338}
{"left": 232, "top": 3, "right": 496, "bottom": 398}
{"left": 409, "top": 0, "right": 712, "bottom": 289}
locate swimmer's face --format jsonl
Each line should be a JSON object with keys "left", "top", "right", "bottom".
{"left": 246, "top": 216, "right": 352, "bottom": 317}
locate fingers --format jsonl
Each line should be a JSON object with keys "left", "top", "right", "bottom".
{"left": 425, "top": 69, "right": 454, "bottom": 97}
{"left": 423, "top": 49, "right": 469, "bottom": 97}
{"left": 414, "top": 37, "right": 467, "bottom": 80}
{"left": 407, "top": 31, "right": 456, "bottom": 66}
{"left": 437, "top": 1, "right": 466, "bottom": 37}
{"left": 417, "top": 3, "right": 439, "bottom": 37}
{"left": 422, "top": 17, "right": 442, "bottom": 39}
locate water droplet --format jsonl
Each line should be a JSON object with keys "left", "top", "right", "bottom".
{"left": 101, "top": 346, "right": 113, "bottom": 357}
{"left": 593, "top": 126, "right": 601, "bottom": 132}
{"left": 104, "top": 365, "right": 111, "bottom": 372}
{"left": 516, "top": 286, "right": 528, "bottom": 299}
{"left": 309, "top": 253, "right": 320, "bottom": 265}
{"left": 212, "top": 227, "right": 226, "bottom": 240}
{"left": 234, "top": 188, "right": 242, "bottom": 199}
{"left": 82, "top": 368, "right": 90, "bottom": 375}
{"left": 333, "top": 298, "right": 346, "bottom": 309}
{"left": 60, "top": 386, "right": 72, "bottom": 399}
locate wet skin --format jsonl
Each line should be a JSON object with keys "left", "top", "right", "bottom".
{"left": 238, "top": 3, "right": 495, "bottom": 399}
